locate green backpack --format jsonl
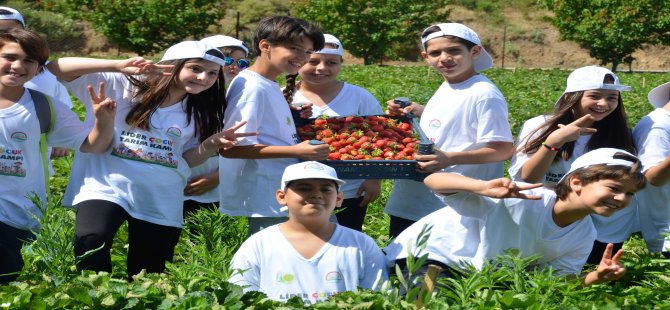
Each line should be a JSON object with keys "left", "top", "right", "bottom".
{"left": 28, "top": 88, "right": 56, "bottom": 194}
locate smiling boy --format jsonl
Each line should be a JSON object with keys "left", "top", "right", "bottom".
{"left": 228, "top": 161, "right": 388, "bottom": 305}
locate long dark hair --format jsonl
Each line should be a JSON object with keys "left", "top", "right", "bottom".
{"left": 125, "top": 52, "right": 226, "bottom": 143}
{"left": 521, "top": 75, "right": 635, "bottom": 161}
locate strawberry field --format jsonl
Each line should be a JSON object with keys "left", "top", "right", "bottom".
{"left": 2, "top": 65, "right": 670, "bottom": 309}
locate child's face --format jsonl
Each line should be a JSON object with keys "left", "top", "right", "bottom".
{"left": 574, "top": 89, "right": 619, "bottom": 123}
{"left": 0, "top": 42, "right": 39, "bottom": 88}
{"left": 174, "top": 59, "right": 220, "bottom": 95}
{"left": 277, "top": 178, "right": 343, "bottom": 220}
{"left": 263, "top": 38, "right": 314, "bottom": 76}
{"left": 421, "top": 36, "right": 480, "bottom": 84}
{"left": 298, "top": 53, "right": 341, "bottom": 85}
{"left": 570, "top": 177, "right": 638, "bottom": 217}
{"left": 223, "top": 49, "right": 247, "bottom": 82}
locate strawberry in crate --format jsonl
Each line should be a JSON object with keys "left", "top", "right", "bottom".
{"left": 297, "top": 115, "right": 420, "bottom": 160}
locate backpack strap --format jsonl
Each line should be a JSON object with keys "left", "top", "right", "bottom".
{"left": 28, "top": 88, "right": 55, "bottom": 195}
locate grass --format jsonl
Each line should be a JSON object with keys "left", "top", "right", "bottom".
{"left": 3, "top": 65, "right": 670, "bottom": 309}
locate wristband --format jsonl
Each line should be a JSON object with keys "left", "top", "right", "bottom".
{"left": 542, "top": 142, "right": 559, "bottom": 152}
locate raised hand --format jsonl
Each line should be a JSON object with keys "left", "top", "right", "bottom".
{"left": 88, "top": 82, "right": 116, "bottom": 122}
{"left": 117, "top": 57, "right": 174, "bottom": 76}
{"left": 475, "top": 178, "right": 543, "bottom": 199}
{"left": 206, "top": 121, "right": 258, "bottom": 152}
{"left": 546, "top": 114, "right": 597, "bottom": 148}
{"left": 584, "top": 243, "right": 626, "bottom": 285}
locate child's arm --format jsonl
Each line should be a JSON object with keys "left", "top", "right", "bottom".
{"left": 219, "top": 140, "right": 330, "bottom": 160}
{"left": 47, "top": 57, "right": 173, "bottom": 82}
{"left": 184, "top": 170, "right": 219, "bottom": 196}
{"left": 415, "top": 141, "right": 514, "bottom": 173}
{"left": 183, "top": 121, "right": 257, "bottom": 167}
{"left": 520, "top": 114, "right": 596, "bottom": 182}
{"left": 424, "top": 172, "right": 542, "bottom": 199}
{"left": 643, "top": 155, "right": 670, "bottom": 186}
{"left": 356, "top": 180, "right": 382, "bottom": 207}
{"left": 582, "top": 243, "right": 626, "bottom": 286}
{"left": 385, "top": 99, "right": 425, "bottom": 117}
{"left": 79, "top": 82, "right": 116, "bottom": 153}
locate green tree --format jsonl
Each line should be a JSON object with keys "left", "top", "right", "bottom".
{"left": 292, "top": 0, "right": 450, "bottom": 65}
{"left": 43, "top": 0, "right": 226, "bottom": 55}
{"left": 543, "top": 0, "right": 670, "bottom": 71}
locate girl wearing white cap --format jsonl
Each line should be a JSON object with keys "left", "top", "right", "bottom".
{"left": 509, "top": 65, "right": 636, "bottom": 265}
{"left": 384, "top": 23, "right": 514, "bottom": 237}
{"left": 633, "top": 81, "right": 670, "bottom": 257}
{"left": 48, "top": 41, "right": 253, "bottom": 279}
{"left": 282, "top": 34, "right": 383, "bottom": 231}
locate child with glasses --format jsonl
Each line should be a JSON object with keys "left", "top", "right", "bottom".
{"left": 282, "top": 34, "right": 383, "bottom": 232}
{"left": 387, "top": 148, "right": 644, "bottom": 286}
{"left": 633, "top": 81, "right": 670, "bottom": 257}
{"left": 218, "top": 16, "right": 330, "bottom": 235}
{"left": 384, "top": 23, "right": 514, "bottom": 238}
{"left": 179, "top": 35, "right": 252, "bottom": 219}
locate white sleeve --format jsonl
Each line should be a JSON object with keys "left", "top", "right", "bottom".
{"left": 228, "top": 241, "right": 262, "bottom": 292}
{"left": 360, "top": 237, "right": 389, "bottom": 290}
{"left": 440, "top": 192, "right": 496, "bottom": 219}
{"left": 474, "top": 97, "right": 513, "bottom": 143}
{"left": 224, "top": 85, "right": 261, "bottom": 146}
{"left": 545, "top": 246, "right": 590, "bottom": 276}
{"left": 634, "top": 117, "right": 670, "bottom": 172}
{"left": 509, "top": 116, "right": 547, "bottom": 181}
{"left": 46, "top": 99, "right": 89, "bottom": 150}
{"left": 354, "top": 86, "right": 383, "bottom": 116}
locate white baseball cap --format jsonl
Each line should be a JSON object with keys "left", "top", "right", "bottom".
{"left": 315, "top": 34, "right": 344, "bottom": 56}
{"left": 200, "top": 35, "right": 249, "bottom": 56}
{"left": 564, "top": 66, "right": 631, "bottom": 93}
{"left": 0, "top": 6, "right": 24, "bottom": 27}
{"left": 647, "top": 81, "right": 670, "bottom": 108}
{"left": 421, "top": 23, "right": 493, "bottom": 72}
{"left": 281, "top": 161, "right": 345, "bottom": 192}
{"left": 557, "top": 148, "right": 639, "bottom": 183}
{"left": 160, "top": 41, "right": 227, "bottom": 67}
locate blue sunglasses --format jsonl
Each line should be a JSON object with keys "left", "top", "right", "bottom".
{"left": 224, "top": 57, "right": 250, "bottom": 69}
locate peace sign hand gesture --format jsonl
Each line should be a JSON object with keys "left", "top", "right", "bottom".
{"left": 545, "top": 114, "right": 597, "bottom": 148}
{"left": 584, "top": 243, "right": 626, "bottom": 285}
{"left": 88, "top": 81, "right": 116, "bottom": 126}
{"left": 475, "top": 178, "right": 543, "bottom": 199}
{"left": 204, "top": 121, "right": 259, "bottom": 153}
{"left": 117, "top": 57, "right": 174, "bottom": 76}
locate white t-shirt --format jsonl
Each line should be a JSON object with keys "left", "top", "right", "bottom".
{"left": 63, "top": 72, "right": 198, "bottom": 228}
{"left": 219, "top": 70, "right": 301, "bottom": 217}
{"left": 0, "top": 89, "right": 88, "bottom": 230}
{"left": 633, "top": 108, "right": 670, "bottom": 252}
{"left": 229, "top": 224, "right": 388, "bottom": 305}
{"left": 509, "top": 115, "right": 638, "bottom": 243}
{"left": 293, "top": 82, "right": 383, "bottom": 199}
{"left": 385, "top": 188, "right": 595, "bottom": 276}
{"left": 26, "top": 67, "right": 73, "bottom": 108}
{"left": 184, "top": 156, "right": 219, "bottom": 203}
{"left": 385, "top": 74, "right": 513, "bottom": 221}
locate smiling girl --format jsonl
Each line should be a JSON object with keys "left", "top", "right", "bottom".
{"left": 282, "top": 34, "right": 383, "bottom": 231}
{"left": 509, "top": 65, "right": 636, "bottom": 264}
{"left": 48, "top": 41, "right": 251, "bottom": 279}
{"left": 218, "top": 16, "right": 331, "bottom": 235}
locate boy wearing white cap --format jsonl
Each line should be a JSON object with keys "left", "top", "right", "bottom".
{"left": 387, "top": 148, "right": 645, "bottom": 286}
{"left": 385, "top": 23, "right": 514, "bottom": 237}
{"left": 49, "top": 40, "right": 252, "bottom": 279}
{"left": 509, "top": 65, "right": 637, "bottom": 264}
{"left": 283, "top": 34, "right": 383, "bottom": 231}
{"left": 229, "top": 161, "right": 388, "bottom": 305}
{"left": 633, "top": 81, "right": 670, "bottom": 256}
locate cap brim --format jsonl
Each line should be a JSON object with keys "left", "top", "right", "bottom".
{"left": 475, "top": 48, "right": 493, "bottom": 72}
{"left": 648, "top": 81, "right": 670, "bottom": 108}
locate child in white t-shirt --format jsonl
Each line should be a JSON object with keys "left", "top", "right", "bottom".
{"left": 282, "top": 34, "right": 383, "bottom": 231}
{"left": 49, "top": 41, "right": 252, "bottom": 279}
{"left": 0, "top": 28, "right": 115, "bottom": 283}
{"left": 218, "top": 16, "right": 330, "bottom": 234}
{"left": 384, "top": 23, "right": 513, "bottom": 237}
{"left": 387, "top": 148, "right": 645, "bottom": 286}
{"left": 509, "top": 66, "right": 637, "bottom": 264}
{"left": 180, "top": 36, "right": 251, "bottom": 218}
{"left": 633, "top": 81, "right": 670, "bottom": 256}
{"left": 229, "top": 161, "right": 388, "bottom": 305}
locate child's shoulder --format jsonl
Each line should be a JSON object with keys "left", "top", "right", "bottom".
{"left": 332, "top": 224, "right": 379, "bottom": 248}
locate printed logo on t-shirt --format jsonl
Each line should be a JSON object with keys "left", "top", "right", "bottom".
{"left": 428, "top": 119, "right": 441, "bottom": 129}
{"left": 277, "top": 272, "right": 296, "bottom": 284}
{"left": 324, "top": 271, "right": 343, "bottom": 282}
{"left": 286, "top": 116, "right": 293, "bottom": 126}
{"left": 278, "top": 291, "right": 339, "bottom": 305}
{"left": 544, "top": 172, "right": 564, "bottom": 184}
{"left": 111, "top": 130, "right": 178, "bottom": 168}
{"left": 0, "top": 146, "right": 26, "bottom": 177}
{"left": 10, "top": 132, "right": 27, "bottom": 142}
{"left": 166, "top": 127, "right": 182, "bottom": 138}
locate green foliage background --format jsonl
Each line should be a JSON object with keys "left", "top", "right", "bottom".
{"left": 1, "top": 66, "right": 669, "bottom": 308}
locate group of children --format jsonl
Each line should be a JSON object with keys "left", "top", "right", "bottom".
{"left": 1, "top": 5, "right": 669, "bottom": 306}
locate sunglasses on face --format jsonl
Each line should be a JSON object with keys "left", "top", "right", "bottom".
{"left": 224, "top": 57, "right": 250, "bottom": 69}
